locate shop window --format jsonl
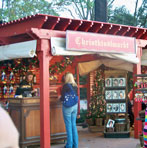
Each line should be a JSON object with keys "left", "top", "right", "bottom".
{"left": 79, "top": 75, "right": 87, "bottom": 85}
{"left": 80, "top": 88, "right": 87, "bottom": 100}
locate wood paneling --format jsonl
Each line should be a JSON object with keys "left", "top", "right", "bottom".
{"left": 25, "top": 110, "right": 40, "bottom": 137}
{"left": 10, "top": 110, "right": 20, "bottom": 132}
{"left": 9, "top": 97, "right": 66, "bottom": 148}
{"left": 50, "top": 106, "right": 66, "bottom": 134}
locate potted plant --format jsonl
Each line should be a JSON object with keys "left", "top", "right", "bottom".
{"left": 86, "top": 113, "right": 94, "bottom": 126}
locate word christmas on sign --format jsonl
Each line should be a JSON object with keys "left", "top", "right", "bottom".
{"left": 66, "top": 31, "right": 136, "bottom": 54}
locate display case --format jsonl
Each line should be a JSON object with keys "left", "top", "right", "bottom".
{"left": 104, "top": 70, "right": 130, "bottom": 138}
{"left": 134, "top": 74, "right": 147, "bottom": 147}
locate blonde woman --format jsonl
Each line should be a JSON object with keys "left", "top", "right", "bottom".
{"left": 60, "top": 72, "right": 78, "bottom": 148}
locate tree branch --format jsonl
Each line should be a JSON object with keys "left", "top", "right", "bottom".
{"left": 64, "top": 7, "right": 76, "bottom": 19}
{"left": 79, "top": 0, "right": 86, "bottom": 19}
{"left": 133, "top": 0, "right": 138, "bottom": 26}
{"left": 108, "top": 0, "right": 115, "bottom": 7}
{"left": 73, "top": 0, "right": 84, "bottom": 19}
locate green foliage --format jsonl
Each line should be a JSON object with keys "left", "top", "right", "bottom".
{"left": 109, "top": 6, "right": 135, "bottom": 26}
{"left": 52, "top": 0, "right": 147, "bottom": 28}
{"left": 137, "top": 0, "right": 147, "bottom": 27}
{"left": 0, "top": 0, "right": 146, "bottom": 28}
{"left": 52, "top": 0, "right": 94, "bottom": 20}
{"left": 0, "top": 0, "right": 59, "bottom": 22}
{"left": 87, "top": 68, "right": 106, "bottom": 119}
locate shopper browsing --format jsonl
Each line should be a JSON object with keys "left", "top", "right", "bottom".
{"left": 60, "top": 72, "right": 79, "bottom": 148}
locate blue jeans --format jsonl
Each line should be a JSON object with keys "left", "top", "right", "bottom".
{"left": 62, "top": 104, "right": 78, "bottom": 148}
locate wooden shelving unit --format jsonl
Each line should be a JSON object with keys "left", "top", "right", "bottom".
{"left": 104, "top": 70, "right": 130, "bottom": 138}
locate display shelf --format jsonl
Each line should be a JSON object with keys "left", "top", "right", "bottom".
{"left": 106, "top": 112, "right": 126, "bottom": 114}
{"left": 105, "top": 86, "right": 126, "bottom": 90}
{"left": 136, "top": 117, "right": 145, "bottom": 122}
{"left": 104, "top": 131, "right": 130, "bottom": 138}
{"left": 135, "top": 88, "right": 147, "bottom": 92}
{"left": 135, "top": 74, "right": 147, "bottom": 77}
{"left": 104, "top": 70, "right": 129, "bottom": 137}
{"left": 106, "top": 99, "right": 126, "bottom": 103}
{"left": 134, "top": 74, "right": 146, "bottom": 147}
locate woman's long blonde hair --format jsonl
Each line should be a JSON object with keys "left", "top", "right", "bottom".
{"left": 65, "top": 72, "right": 77, "bottom": 87}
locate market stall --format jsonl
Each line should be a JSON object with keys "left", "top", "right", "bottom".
{"left": 0, "top": 14, "right": 147, "bottom": 148}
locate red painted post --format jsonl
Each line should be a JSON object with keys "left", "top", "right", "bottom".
{"left": 133, "top": 46, "right": 142, "bottom": 138}
{"left": 87, "top": 73, "right": 90, "bottom": 109}
{"left": 76, "top": 66, "right": 80, "bottom": 114}
{"left": 37, "top": 39, "right": 51, "bottom": 148}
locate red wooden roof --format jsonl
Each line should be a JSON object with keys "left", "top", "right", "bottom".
{"left": 0, "top": 14, "right": 147, "bottom": 46}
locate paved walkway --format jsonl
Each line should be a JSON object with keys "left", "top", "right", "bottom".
{"left": 51, "top": 127, "right": 140, "bottom": 148}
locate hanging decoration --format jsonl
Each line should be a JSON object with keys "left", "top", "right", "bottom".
{"left": 49, "top": 56, "right": 74, "bottom": 74}
{"left": 0, "top": 57, "right": 39, "bottom": 73}
{"left": 9, "top": 85, "right": 14, "bottom": 98}
{"left": 3, "top": 85, "right": 8, "bottom": 98}
{"left": 1, "top": 71, "right": 7, "bottom": 84}
{"left": 0, "top": 56, "right": 73, "bottom": 75}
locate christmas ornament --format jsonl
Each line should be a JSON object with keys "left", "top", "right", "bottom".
{"left": 1, "top": 71, "right": 7, "bottom": 83}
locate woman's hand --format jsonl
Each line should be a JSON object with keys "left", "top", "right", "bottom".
{"left": 31, "top": 89, "right": 37, "bottom": 94}
{"left": 77, "top": 115, "right": 80, "bottom": 119}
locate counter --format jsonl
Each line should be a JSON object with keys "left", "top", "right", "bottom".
{"left": 8, "top": 96, "right": 66, "bottom": 148}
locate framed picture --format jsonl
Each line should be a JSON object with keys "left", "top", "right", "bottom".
{"left": 80, "top": 100, "right": 87, "bottom": 111}
{"left": 113, "top": 78, "right": 119, "bottom": 87}
{"left": 106, "top": 119, "right": 115, "bottom": 128}
{"left": 112, "top": 103, "right": 119, "bottom": 112}
{"left": 107, "top": 103, "right": 113, "bottom": 112}
{"left": 119, "top": 90, "right": 126, "bottom": 99}
{"left": 105, "top": 78, "right": 112, "bottom": 87}
{"left": 105, "top": 91, "right": 112, "bottom": 100}
{"left": 113, "top": 90, "right": 119, "bottom": 99}
{"left": 118, "top": 78, "right": 126, "bottom": 87}
{"left": 120, "top": 103, "right": 126, "bottom": 112}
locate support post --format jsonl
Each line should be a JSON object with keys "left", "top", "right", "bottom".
{"left": 76, "top": 66, "right": 80, "bottom": 114}
{"left": 37, "top": 39, "right": 51, "bottom": 148}
{"left": 87, "top": 73, "right": 90, "bottom": 109}
{"left": 133, "top": 46, "right": 142, "bottom": 138}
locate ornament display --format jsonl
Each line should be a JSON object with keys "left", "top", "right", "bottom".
{"left": 9, "top": 71, "right": 15, "bottom": 83}
{"left": 49, "top": 57, "right": 74, "bottom": 74}
{"left": 1, "top": 71, "right": 7, "bottom": 83}
{"left": 3, "top": 85, "right": 8, "bottom": 98}
{"left": 9, "top": 85, "right": 14, "bottom": 98}
{"left": 0, "top": 87, "right": 2, "bottom": 98}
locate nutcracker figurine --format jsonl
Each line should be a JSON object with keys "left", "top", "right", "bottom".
{"left": 9, "top": 85, "right": 14, "bottom": 98}
{"left": 3, "top": 85, "right": 8, "bottom": 98}
{"left": 9, "top": 71, "right": 15, "bottom": 83}
{"left": 0, "top": 87, "right": 2, "bottom": 98}
{"left": 1, "top": 71, "right": 7, "bottom": 83}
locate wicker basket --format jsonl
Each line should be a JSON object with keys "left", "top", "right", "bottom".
{"left": 139, "top": 134, "right": 144, "bottom": 147}
{"left": 115, "top": 123, "right": 126, "bottom": 132}
{"left": 86, "top": 118, "right": 94, "bottom": 126}
{"left": 106, "top": 127, "right": 114, "bottom": 132}
{"left": 139, "top": 110, "right": 145, "bottom": 119}
{"left": 95, "top": 118, "right": 103, "bottom": 126}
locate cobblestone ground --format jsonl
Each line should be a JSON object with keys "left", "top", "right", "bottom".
{"left": 51, "top": 127, "right": 140, "bottom": 148}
